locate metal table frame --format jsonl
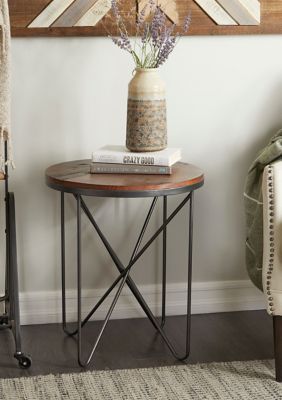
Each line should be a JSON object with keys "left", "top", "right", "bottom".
{"left": 0, "top": 142, "right": 31, "bottom": 368}
{"left": 59, "top": 179, "right": 202, "bottom": 368}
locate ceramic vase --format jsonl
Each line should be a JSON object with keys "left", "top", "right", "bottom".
{"left": 126, "top": 68, "right": 167, "bottom": 152}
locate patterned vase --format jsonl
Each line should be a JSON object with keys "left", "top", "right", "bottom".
{"left": 126, "top": 68, "right": 167, "bottom": 152}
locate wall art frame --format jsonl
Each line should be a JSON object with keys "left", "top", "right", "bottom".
{"left": 8, "top": 0, "right": 282, "bottom": 37}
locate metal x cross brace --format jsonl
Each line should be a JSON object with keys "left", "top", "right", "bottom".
{"left": 61, "top": 191, "right": 194, "bottom": 367}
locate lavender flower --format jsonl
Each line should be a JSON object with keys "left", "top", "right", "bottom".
{"left": 156, "top": 23, "right": 175, "bottom": 50}
{"left": 137, "top": 4, "right": 147, "bottom": 28}
{"left": 156, "top": 35, "right": 177, "bottom": 67}
{"left": 150, "top": 6, "right": 166, "bottom": 47}
{"left": 149, "top": 0, "right": 156, "bottom": 10}
{"left": 111, "top": 33, "right": 132, "bottom": 52}
{"left": 121, "top": 32, "right": 132, "bottom": 51}
{"left": 183, "top": 12, "right": 192, "bottom": 33}
{"left": 111, "top": 0, "right": 120, "bottom": 19}
{"left": 110, "top": 1, "right": 191, "bottom": 69}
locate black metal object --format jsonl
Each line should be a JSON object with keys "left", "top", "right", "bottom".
{"left": 60, "top": 184, "right": 198, "bottom": 367}
{"left": 273, "top": 316, "right": 282, "bottom": 382}
{"left": 0, "top": 142, "right": 31, "bottom": 369}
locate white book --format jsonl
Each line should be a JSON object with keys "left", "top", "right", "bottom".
{"left": 92, "top": 145, "right": 182, "bottom": 167}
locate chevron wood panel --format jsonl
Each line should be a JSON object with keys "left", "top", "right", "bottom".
{"left": 52, "top": 0, "right": 98, "bottom": 27}
{"left": 213, "top": 0, "right": 260, "bottom": 25}
{"left": 74, "top": 0, "right": 111, "bottom": 27}
{"left": 8, "top": 0, "right": 282, "bottom": 36}
{"left": 193, "top": 0, "right": 238, "bottom": 25}
{"left": 226, "top": 0, "right": 259, "bottom": 24}
{"left": 28, "top": 0, "right": 75, "bottom": 28}
{"left": 9, "top": 0, "right": 135, "bottom": 36}
{"left": 139, "top": 0, "right": 179, "bottom": 24}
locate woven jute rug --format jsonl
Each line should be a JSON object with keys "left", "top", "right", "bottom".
{"left": 0, "top": 360, "right": 281, "bottom": 400}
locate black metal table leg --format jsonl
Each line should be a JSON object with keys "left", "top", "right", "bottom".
{"left": 161, "top": 195, "right": 167, "bottom": 327}
{"left": 185, "top": 191, "right": 194, "bottom": 357}
{"left": 61, "top": 192, "right": 68, "bottom": 335}
{"left": 76, "top": 194, "right": 83, "bottom": 365}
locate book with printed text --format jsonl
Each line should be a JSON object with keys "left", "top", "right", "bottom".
{"left": 92, "top": 145, "right": 181, "bottom": 167}
{"left": 91, "top": 162, "right": 172, "bottom": 175}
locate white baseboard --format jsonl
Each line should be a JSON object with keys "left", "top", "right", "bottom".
{"left": 18, "top": 280, "right": 266, "bottom": 326}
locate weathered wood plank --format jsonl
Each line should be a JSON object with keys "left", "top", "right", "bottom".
{"left": 74, "top": 0, "right": 111, "bottom": 27}
{"left": 139, "top": 0, "right": 179, "bottom": 25}
{"left": 8, "top": 0, "right": 52, "bottom": 27}
{"left": 52, "top": 0, "right": 97, "bottom": 27}
{"left": 28, "top": 0, "right": 75, "bottom": 28}
{"left": 161, "top": 0, "right": 179, "bottom": 24}
{"left": 216, "top": 0, "right": 260, "bottom": 25}
{"left": 194, "top": 0, "right": 237, "bottom": 25}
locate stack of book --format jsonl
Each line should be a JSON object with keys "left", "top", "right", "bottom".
{"left": 91, "top": 145, "right": 182, "bottom": 175}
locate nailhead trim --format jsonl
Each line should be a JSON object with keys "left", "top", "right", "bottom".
{"left": 266, "top": 166, "right": 275, "bottom": 314}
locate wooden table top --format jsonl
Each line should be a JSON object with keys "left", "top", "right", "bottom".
{"left": 45, "top": 160, "right": 204, "bottom": 198}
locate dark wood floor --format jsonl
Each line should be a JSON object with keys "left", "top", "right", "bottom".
{"left": 0, "top": 310, "right": 273, "bottom": 379}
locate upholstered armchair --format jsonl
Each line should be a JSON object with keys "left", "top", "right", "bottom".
{"left": 262, "top": 160, "right": 282, "bottom": 382}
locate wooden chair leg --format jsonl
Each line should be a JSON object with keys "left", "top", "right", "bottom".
{"left": 273, "top": 316, "right": 282, "bottom": 382}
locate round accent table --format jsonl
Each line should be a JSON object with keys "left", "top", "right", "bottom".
{"left": 45, "top": 160, "right": 204, "bottom": 367}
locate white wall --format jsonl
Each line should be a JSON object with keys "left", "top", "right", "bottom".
{"left": 3, "top": 34, "right": 282, "bottom": 310}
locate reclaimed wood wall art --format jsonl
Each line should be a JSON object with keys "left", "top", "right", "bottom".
{"left": 8, "top": 0, "right": 282, "bottom": 37}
